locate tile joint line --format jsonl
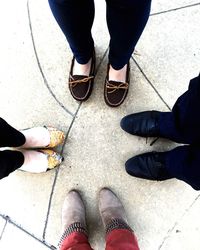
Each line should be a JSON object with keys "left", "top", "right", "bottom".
{"left": 131, "top": 56, "right": 171, "bottom": 111}
{"left": 151, "top": 2, "right": 200, "bottom": 16}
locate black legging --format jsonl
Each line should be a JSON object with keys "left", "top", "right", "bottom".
{"left": 48, "top": 0, "right": 152, "bottom": 70}
{"left": 0, "top": 118, "right": 25, "bottom": 179}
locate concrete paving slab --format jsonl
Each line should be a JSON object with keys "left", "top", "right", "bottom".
{"left": 0, "top": 0, "right": 72, "bottom": 239}
{"left": 44, "top": 59, "right": 198, "bottom": 249}
{"left": 0, "top": 223, "right": 51, "bottom": 250}
{"left": 134, "top": 6, "right": 200, "bottom": 108}
{"left": 0, "top": 171, "right": 56, "bottom": 241}
{"left": 161, "top": 196, "right": 200, "bottom": 250}
{"left": 151, "top": 0, "right": 199, "bottom": 14}
{"left": 28, "top": 0, "right": 109, "bottom": 116}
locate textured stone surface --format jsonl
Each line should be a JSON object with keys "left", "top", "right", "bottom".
{"left": 135, "top": 6, "right": 200, "bottom": 108}
{"left": 0, "top": 223, "right": 50, "bottom": 250}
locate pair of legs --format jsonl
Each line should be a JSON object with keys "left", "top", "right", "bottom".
{"left": 48, "top": 0, "right": 152, "bottom": 106}
{"left": 121, "top": 74, "right": 200, "bottom": 190}
{"left": 59, "top": 188, "right": 139, "bottom": 250}
{"left": 0, "top": 118, "right": 65, "bottom": 179}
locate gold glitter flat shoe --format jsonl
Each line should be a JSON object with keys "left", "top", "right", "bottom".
{"left": 39, "top": 149, "right": 64, "bottom": 170}
{"left": 44, "top": 126, "right": 65, "bottom": 148}
{"left": 19, "top": 149, "right": 64, "bottom": 173}
{"left": 20, "top": 126, "right": 65, "bottom": 149}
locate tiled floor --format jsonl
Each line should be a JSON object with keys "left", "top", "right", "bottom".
{"left": 0, "top": 0, "right": 199, "bottom": 249}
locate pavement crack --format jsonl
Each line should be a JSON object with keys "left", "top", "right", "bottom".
{"left": 132, "top": 57, "right": 171, "bottom": 111}
{"left": 158, "top": 194, "right": 200, "bottom": 249}
{"left": 26, "top": 0, "right": 74, "bottom": 117}
{"left": 151, "top": 2, "right": 200, "bottom": 16}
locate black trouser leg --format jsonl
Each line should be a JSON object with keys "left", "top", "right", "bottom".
{"left": 48, "top": 0, "right": 95, "bottom": 64}
{"left": 106, "top": 0, "right": 152, "bottom": 69}
{"left": 0, "top": 118, "right": 25, "bottom": 179}
{"left": 0, "top": 118, "right": 25, "bottom": 147}
{"left": 165, "top": 145, "right": 200, "bottom": 190}
{"left": 159, "top": 74, "right": 200, "bottom": 144}
{"left": 0, "top": 150, "right": 24, "bottom": 180}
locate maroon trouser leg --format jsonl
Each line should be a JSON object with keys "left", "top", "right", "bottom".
{"left": 60, "top": 229, "right": 139, "bottom": 250}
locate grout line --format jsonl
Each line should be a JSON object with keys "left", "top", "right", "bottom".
{"left": 42, "top": 169, "right": 59, "bottom": 241}
{"left": 0, "top": 218, "right": 7, "bottom": 240}
{"left": 0, "top": 214, "right": 56, "bottom": 249}
{"left": 26, "top": 0, "right": 74, "bottom": 118}
{"left": 158, "top": 193, "right": 200, "bottom": 249}
{"left": 150, "top": 2, "right": 200, "bottom": 16}
{"left": 42, "top": 47, "right": 108, "bottom": 239}
{"left": 42, "top": 103, "right": 81, "bottom": 240}
{"left": 131, "top": 56, "right": 171, "bottom": 111}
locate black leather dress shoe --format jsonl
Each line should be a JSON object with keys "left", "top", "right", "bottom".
{"left": 120, "top": 111, "right": 161, "bottom": 137}
{"left": 125, "top": 151, "right": 172, "bottom": 181}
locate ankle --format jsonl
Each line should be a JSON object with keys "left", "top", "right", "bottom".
{"left": 73, "top": 58, "right": 92, "bottom": 76}
{"left": 108, "top": 64, "right": 127, "bottom": 82}
{"left": 105, "top": 218, "right": 132, "bottom": 235}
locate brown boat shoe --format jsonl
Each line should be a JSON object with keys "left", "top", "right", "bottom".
{"left": 69, "top": 51, "right": 96, "bottom": 101}
{"left": 104, "top": 62, "right": 130, "bottom": 107}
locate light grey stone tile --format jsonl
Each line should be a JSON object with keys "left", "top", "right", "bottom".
{"left": 151, "top": 0, "right": 199, "bottom": 14}
{"left": 161, "top": 196, "right": 200, "bottom": 250}
{"left": 28, "top": 0, "right": 109, "bottom": 116}
{"left": 135, "top": 6, "right": 200, "bottom": 108}
{"left": 0, "top": 223, "right": 51, "bottom": 250}
{"left": 44, "top": 59, "right": 198, "bottom": 249}
{"left": 0, "top": 0, "right": 72, "bottom": 239}
{"left": 0, "top": 171, "right": 56, "bottom": 241}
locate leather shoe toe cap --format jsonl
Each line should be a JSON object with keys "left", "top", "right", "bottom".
{"left": 121, "top": 111, "right": 161, "bottom": 137}
{"left": 125, "top": 152, "right": 172, "bottom": 181}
